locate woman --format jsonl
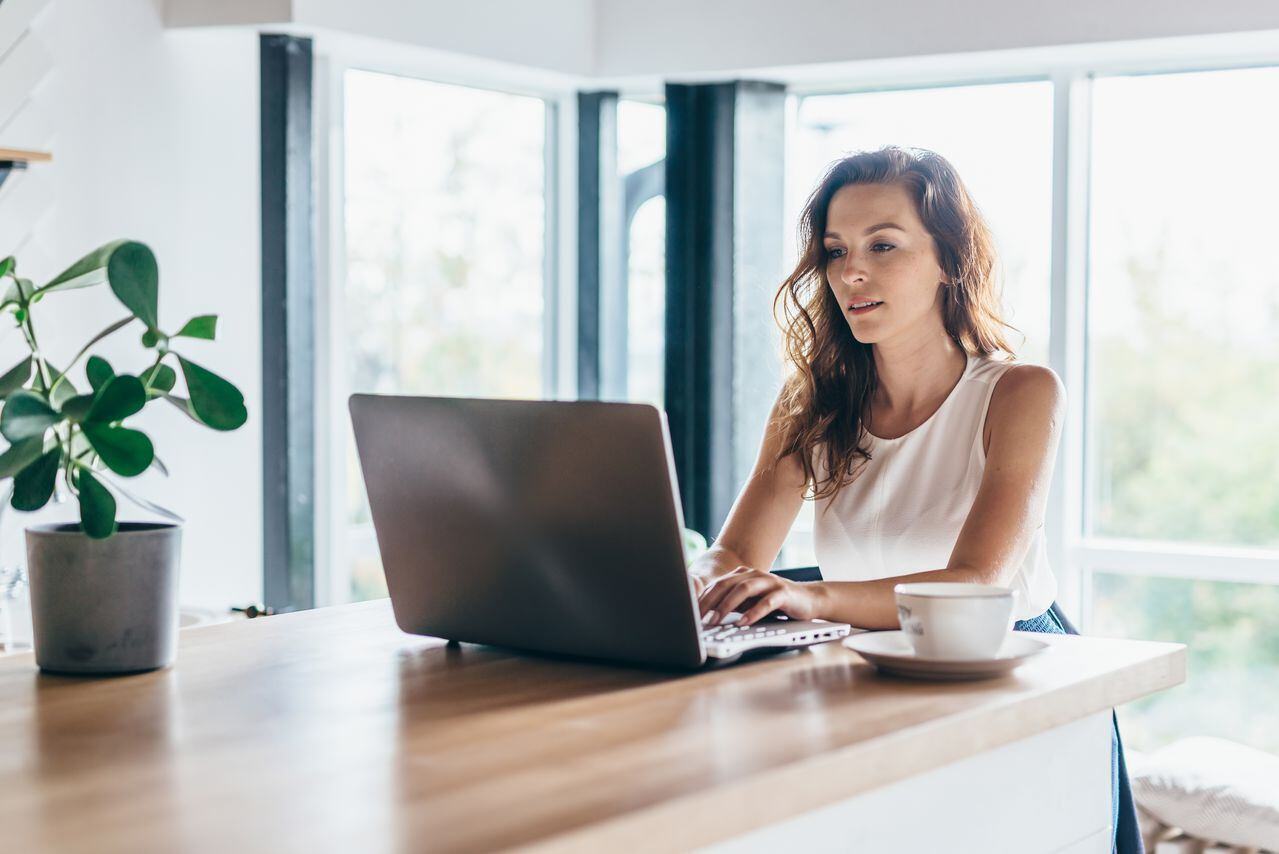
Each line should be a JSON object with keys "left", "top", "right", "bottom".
{"left": 688, "top": 146, "right": 1142, "bottom": 853}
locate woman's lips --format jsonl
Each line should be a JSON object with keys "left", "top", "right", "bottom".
{"left": 849, "top": 301, "right": 882, "bottom": 316}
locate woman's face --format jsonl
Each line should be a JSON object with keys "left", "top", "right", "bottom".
{"left": 821, "top": 181, "right": 949, "bottom": 346}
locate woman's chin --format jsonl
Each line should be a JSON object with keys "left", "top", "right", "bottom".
{"left": 847, "top": 324, "right": 881, "bottom": 344}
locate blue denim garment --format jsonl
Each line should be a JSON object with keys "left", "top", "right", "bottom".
{"left": 1014, "top": 604, "right": 1144, "bottom": 854}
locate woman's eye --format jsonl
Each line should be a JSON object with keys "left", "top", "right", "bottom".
{"left": 872, "top": 243, "right": 895, "bottom": 253}
{"left": 826, "top": 247, "right": 845, "bottom": 259}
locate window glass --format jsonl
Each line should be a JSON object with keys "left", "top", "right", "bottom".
{"left": 1087, "top": 68, "right": 1279, "bottom": 548}
{"left": 1091, "top": 571, "right": 1279, "bottom": 753}
{"left": 618, "top": 99, "right": 666, "bottom": 409}
{"left": 341, "top": 69, "right": 547, "bottom": 601}
{"left": 626, "top": 196, "right": 665, "bottom": 409}
{"left": 613, "top": 99, "right": 665, "bottom": 406}
{"left": 617, "top": 99, "right": 665, "bottom": 175}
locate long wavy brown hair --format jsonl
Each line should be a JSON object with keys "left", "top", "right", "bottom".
{"left": 772, "top": 146, "right": 1021, "bottom": 501}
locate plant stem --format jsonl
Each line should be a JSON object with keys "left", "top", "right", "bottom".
{"left": 19, "top": 306, "right": 52, "bottom": 392}
{"left": 142, "top": 353, "right": 165, "bottom": 387}
{"left": 62, "top": 423, "right": 78, "bottom": 492}
{"left": 48, "top": 315, "right": 134, "bottom": 397}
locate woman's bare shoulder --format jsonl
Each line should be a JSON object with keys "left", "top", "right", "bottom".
{"left": 993, "top": 363, "right": 1064, "bottom": 406}
{"left": 982, "top": 363, "right": 1066, "bottom": 452}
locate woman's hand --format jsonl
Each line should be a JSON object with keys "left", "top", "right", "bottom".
{"left": 697, "top": 567, "right": 825, "bottom": 627}
{"left": 690, "top": 572, "right": 711, "bottom": 598}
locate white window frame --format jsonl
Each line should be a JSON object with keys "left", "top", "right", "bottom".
{"left": 312, "top": 35, "right": 582, "bottom": 607}
{"left": 781, "top": 30, "right": 1279, "bottom": 628}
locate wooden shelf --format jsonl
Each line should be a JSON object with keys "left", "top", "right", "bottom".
{"left": 0, "top": 147, "right": 51, "bottom": 163}
{"left": 0, "top": 148, "right": 50, "bottom": 191}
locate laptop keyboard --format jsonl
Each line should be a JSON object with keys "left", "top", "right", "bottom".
{"left": 701, "top": 623, "right": 789, "bottom": 642}
{"left": 699, "top": 613, "right": 854, "bottom": 659}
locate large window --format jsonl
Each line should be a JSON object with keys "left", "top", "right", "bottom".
{"left": 1086, "top": 68, "right": 1279, "bottom": 550}
{"left": 338, "top": 69, "right": 548, "bottom": 602}
{"left": 775, "top": 81, "right": 1055, "bottom": 567}
{"left": 1083, "top": 66, "right": 1279, "bottom": 752}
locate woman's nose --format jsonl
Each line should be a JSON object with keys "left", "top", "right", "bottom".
{"left": 841, "top": 258, "right": 866, "bottom": 285}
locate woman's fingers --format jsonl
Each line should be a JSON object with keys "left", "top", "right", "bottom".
{"left": 706, "top": 575, "right": 778, "bottom": 623}
{"left": 690, "top": 573, "right": 709, "bottom": 597}
{"left": 697, "top": 577, "right": 736, "bottom": 619}
{"left": 738, "top": 589, "right": 787, "bottom": 626}
{"left": 696, "top": 567, "right": 752, "bottom": 613}
{"left": 698, "top": 569, "right": 759, "bottom": 616}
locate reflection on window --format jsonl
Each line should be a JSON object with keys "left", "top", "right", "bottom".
{"left": 1091, "top": 572, "right": 1279, "bottom": 753}
{"left": 1087, "top": 68, "right": 1279, "bottom": 549}
{"left": 776, "top": 82, "right": 1054, "bottom": 568}
{"left": 341, "top": 69, "right": 547, "bottom": 601}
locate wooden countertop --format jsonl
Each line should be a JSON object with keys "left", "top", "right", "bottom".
{"left": 0, "top": 599, "right": 1184, "bottom": 853}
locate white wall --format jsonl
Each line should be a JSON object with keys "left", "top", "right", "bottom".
{"left": 593, "top": 0, "right": 1279, "bottom": 78}
{"left": 166, "top": 0, "right": 597, "bottom": 79}
{"left": 164, "top": 0, "right": 1279, "bottom": 81}
{"left": 0, "top": 0, "right": 262, "bottom": 610}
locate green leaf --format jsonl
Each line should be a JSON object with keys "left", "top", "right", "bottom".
{"left": 38, "top": 239, "right": 129, "bottom": 295}
{"left": 86, "top": 356, "right": 115, "bottom": 391}
{"left": 81, "top": 423, "right": 153, "bottom": 477}
{"left": 86, "top": 375, "right": 145, "bottom": 423}
{"left": 51, "top": 381, "right": 76, "bottom": 409}
{"left": 161, "top": 393, "right": 201, "bottom": 425}
{"left": 11, "top": 448, "right": 60, "bottom": 511}
{"left": 76, "top": 468, "right": 117, "bottom": 539}
{"left": 178, "top": 357, "right": 246, "bottom": 430}
{"left": 0, "top": 436, "right": 45, "bottom": 478}
{"left": 0, "top": 257, "right": 13, "bottom": 278}
{"left": 141, "top": 329, "right": 166, "bottom": 349}
{"left": 174, "top": 314, "right": 217, "bottom": 340}
{"left": 60, "top": 393, "right": 95, "bottom": 422}
{"left": 3, "top": 277, "right": 34, "bottom": 307}
{"left": 0, "top": 391, "right": 59, "bottom": 442}
{"left": 145, "top": 364, "right": 176, "bottom": 395}
{"left": 106, "top": 241, "right": 159, "bottom": 329}
{"left": 0, "top": 357, "right": 32, "bottom": 398}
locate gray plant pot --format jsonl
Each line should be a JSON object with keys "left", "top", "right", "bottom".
{"left": 26, "top": 522, "right": 182, "bottom": 675}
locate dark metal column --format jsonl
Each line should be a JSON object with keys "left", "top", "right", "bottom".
{"left": 665, "top": 81, "right": 785, "bottom": 540}
{"left": 260, "top": 34, "right": 315, "bottom": 612}
{"left": 576, "top": 91, "right": 619, "bottom": 399}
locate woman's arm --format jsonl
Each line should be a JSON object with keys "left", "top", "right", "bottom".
{"left": 687, "top": 391, "right": 808, "bottom": 594}
{"left": 706, "top": 365, "right": 1067, "bottom": 629}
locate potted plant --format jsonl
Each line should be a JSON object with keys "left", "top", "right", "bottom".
{"left": 0, "top": 240, "right": 246, "bottom": 674}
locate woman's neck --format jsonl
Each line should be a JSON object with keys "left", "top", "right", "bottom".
{"left": 870, "top": 336, "right": 967, "bottom": 414}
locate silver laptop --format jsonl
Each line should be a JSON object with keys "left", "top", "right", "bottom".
{"left": 348, "top": 394, "right": 852, "bottom": 670}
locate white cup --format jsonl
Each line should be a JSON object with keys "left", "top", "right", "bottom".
{"left": 893, "top": 582, "right": 1017, "bottom": 660}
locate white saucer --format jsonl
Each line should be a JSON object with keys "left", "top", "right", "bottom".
{"left": 843, "top": 630, "right": 1050, "bottom": 681}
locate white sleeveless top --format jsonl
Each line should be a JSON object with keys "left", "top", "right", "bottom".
{"left": 812, "top": 351, "right": 1057, "bottom": 622}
